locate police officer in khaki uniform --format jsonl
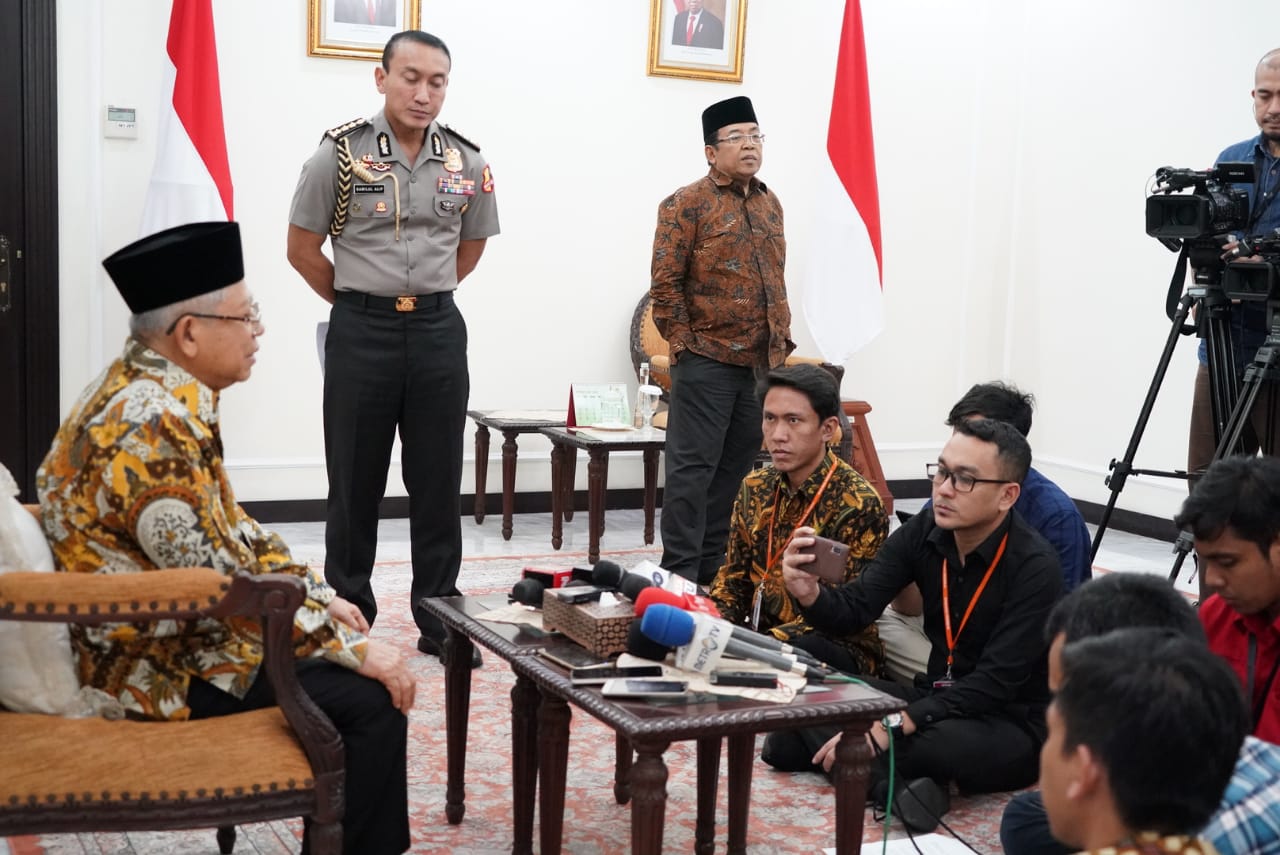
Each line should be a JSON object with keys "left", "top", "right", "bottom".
{"left": 287, "top": 30, "right": 499, "bottom": 667}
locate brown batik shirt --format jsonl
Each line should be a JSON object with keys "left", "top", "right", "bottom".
{"left": 709, "top": 451, "right": 888, "bottom": 675}
{"left": 650, "top": 166, "right": 794, "bottom": 369}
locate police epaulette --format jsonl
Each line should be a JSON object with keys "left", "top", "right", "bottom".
{"left": 323, "top": 117, "right": 369, "bottom": 142}
{"left": 443, "top": 124, "right": 481, "bottom": 152}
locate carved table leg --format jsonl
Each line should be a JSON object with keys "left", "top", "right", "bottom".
{"left": 642, "top": 446, "right": 659, "bottom": 545}
{"left": 441, "top": 628, "right": 474, "bottom": 824}
{"left": 537, "top": 693, "right": 573, "bottom": 855}
{"left": 563, "top": 447, "right": 578, "bottom": 522}
{"left": 550, "top": 441, "right": 565, "bottom": 550}
{"left": 614, "top": 733, "right": 633, "bottom": 804}
{"left": 500, "top": 429, "right": 520, "bottom": 540}
{"left": 587, "top": 447, "right": 608, "bottom": 564}
{"left": 695, "top": 737, "right": 722, "bottom": 855}
{"left": 833, "top": 722, "right": 874, "bottom": 855}
{"left": 473, "top": 423, "right": 490, "bottom": 524}
{"left": 630, "top": 739, "right": 672, "bottom": 855}
{"left": 726, "top": 732, "right": 755, "bottom": 855}
{"left": 511, "top": 674, "right": 540, "bottom": 855}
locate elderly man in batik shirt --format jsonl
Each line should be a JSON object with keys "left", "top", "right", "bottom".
{"left": 38, "top": 222, "right": 414, "bottom": 855}
{"left": 709, "top": 364, "right": 887, "bottom": 675}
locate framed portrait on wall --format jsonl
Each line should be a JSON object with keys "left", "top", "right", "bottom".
{"left": 307, "top": 0, "right": 422, "bottom": 61}
{"left": 647, "top": 0, "right": 747, "bottom": 84}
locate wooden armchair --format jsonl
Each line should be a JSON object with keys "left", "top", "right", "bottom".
{"left": 0, "top": 567, "right": 345, "bottom": 854}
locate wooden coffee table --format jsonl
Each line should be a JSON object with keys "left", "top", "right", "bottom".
{"left": 540, "top": 426, "right": 666, "bottom": 564}
{"left": 467, "top": 409, "right": 566, "bottom": 540}
{"left": 420, "top": 594, "right": 903, "bottom": 855}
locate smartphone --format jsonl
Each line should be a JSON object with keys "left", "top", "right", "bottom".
{"left": 538, "top": 643, "right": 607, "bottom": 671}
{"left": 709, "top": 670, "right": 778, "bottom": 689}
{"left": 545, "top": 585, "right": 604, "bottom": 605}
{"left": 797, "top": 535, "right": 849, "bottom": 584}
{"left": 570, "top": 664, "right": 664, "bottom": 685}
{"left": 600, "top": 679, "right": 688, "bottom": 698}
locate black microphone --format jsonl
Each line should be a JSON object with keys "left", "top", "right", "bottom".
{"left": 618, "top": 574, "right": 654, "bottom": 602}
{"left": 641, "top": 605, "right": 827, "bottom": 682}
{"left": 626, "top": 620, "right": 672, "bottom": 662}
{"left": 591, "top": 559, "right": 627, "bottom": 588}
{"left": 509, "top": 578, "right": 546, "bottom": 607}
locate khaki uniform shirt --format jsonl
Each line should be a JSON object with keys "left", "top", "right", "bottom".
{"left": 289, "top": 110, "right": 500, "bottom": 296}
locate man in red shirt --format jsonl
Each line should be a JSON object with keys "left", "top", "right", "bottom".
{"left": 1175, "top": 455, "right": 1280, "bottom": 742}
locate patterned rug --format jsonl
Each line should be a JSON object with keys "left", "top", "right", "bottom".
{"left": 3, "top": 548, "right": 1015, "bottom": 854}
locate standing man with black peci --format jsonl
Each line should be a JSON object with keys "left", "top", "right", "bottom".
{"left": 650, "top": 95, "right": 794, "bottom": 586}
{"left": 288, "top": 30, "right": 499, "bottom": 667}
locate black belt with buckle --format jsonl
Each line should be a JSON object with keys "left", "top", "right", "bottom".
{"left": 335, "top": 291, "right": 455, "bottom": 312}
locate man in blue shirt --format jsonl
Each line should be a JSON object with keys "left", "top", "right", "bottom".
{"left": 878, "top": 381, "right": 1091, "bottom": 684}
{"left": 1188, "top": 48, "right": 1280, "bottom": 479}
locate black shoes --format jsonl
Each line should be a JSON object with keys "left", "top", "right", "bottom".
{"left": 888, "top": 777, "right": 950, "bottom": 834}
{"left": 417, "top": 635, "right": 483, "bottom": 668}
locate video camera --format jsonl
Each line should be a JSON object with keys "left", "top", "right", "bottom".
{"left": 1224, "top": 234, "right": 1280, "bottom": 302}
{"left": 1146, "top": 162, "right": 1253, "bottom": 241}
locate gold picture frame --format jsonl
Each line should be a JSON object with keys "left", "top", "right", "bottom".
{"left": 647, "top": 0, "right": 747, "bottom": 84}
{"left": 307, "top": 0, "right": 422, "bottom": 61}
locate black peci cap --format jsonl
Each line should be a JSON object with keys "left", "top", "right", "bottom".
{"left": 701, "top": 96, "right": 758, "bottom": 140}
{"left": 102, "top": 221, "right": 244, "bottom": 314}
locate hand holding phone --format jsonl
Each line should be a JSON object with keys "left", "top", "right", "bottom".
{"left": 796, "top": 535, "right": 850, "bottom": 584}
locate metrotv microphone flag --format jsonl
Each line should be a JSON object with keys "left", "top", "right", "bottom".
{"left": 801, "top": 0, "right": 883, "bottom": 363}
{"left": 139, "top": 0, "right": 234, "bottom": 236}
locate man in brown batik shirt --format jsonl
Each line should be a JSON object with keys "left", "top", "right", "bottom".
{"left": 650, "top": 95, "right": 794, "bottom": 585}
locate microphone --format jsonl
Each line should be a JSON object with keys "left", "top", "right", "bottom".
{"left": 510, "top": 578, "right": 548, "bottom": 607}
{"left": 626, "top": 620, "right": 672, "bottom": 662}
{"left": 633, "top": 588, "right": 822, "bottom": 666}
{"left": 619, "top": 574, "right": 654, "bottom": 602}
{"left": 633, "top": 586, "right": 721, "bottom": 618}
{"left": 640, "top": 605, "right": 827, "bottom": 682}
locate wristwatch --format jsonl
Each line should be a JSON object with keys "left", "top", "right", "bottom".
{"left": 883, "top": 713, "right": 906, "bottom": 740}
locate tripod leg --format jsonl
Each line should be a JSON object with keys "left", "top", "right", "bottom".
{"left": 1090, "top": 293, "right": 1197, "bottom": 564}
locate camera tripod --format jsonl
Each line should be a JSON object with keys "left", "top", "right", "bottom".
{"left": 1089, "top": 248, "right": 1262, "bottom": 582}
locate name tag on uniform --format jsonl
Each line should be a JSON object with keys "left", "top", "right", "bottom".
{"left": 354, "top": 184, "right": 385, "bottom": 194}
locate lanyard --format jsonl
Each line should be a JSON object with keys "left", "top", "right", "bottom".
{"left": 1246, "top": 632, "right": 1280, "bottom": 731}
{"left": 765, "top": 459, "right": 838, "bottom": 573}
{"left": 751, "top": 459, "right": 838, "bottom": 631}
{"left": 940, "top": 533, "right": 1008, "bottom": 678}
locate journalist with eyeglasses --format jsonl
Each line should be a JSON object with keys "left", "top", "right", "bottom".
{"left": 650, "top": 94, "right": 795, "bottom": 587}
{"left": 767, "top": 416, "right": 1063, "bottom": 834}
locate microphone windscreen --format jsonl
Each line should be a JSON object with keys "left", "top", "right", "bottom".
{"left": 633, "top": 586, "right": 685, "bottom": 616}
{"left": 639, "top": 604, "right": 697, "bottom": 647}
{"left": 510, "top": 578, "right": 545, "bottom": 607}
{"left": 592, "top": 559, "right": 626, "bottom": 589}
{"left": 626, "top": 620, "right": 672, "bottom": 661}
{"left": 618, "top": 573, "right": 654, "bottom": 602}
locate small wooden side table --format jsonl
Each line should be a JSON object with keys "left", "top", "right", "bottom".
{"left": 467, "top": 410, "right": 566, "bottom": 540}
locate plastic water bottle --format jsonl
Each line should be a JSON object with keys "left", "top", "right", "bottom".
{"left": 634, "top": 363, "right": 651, "bottom": 428}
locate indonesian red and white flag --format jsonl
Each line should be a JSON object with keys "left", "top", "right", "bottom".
{"left": 139, "top": 0, "right": 233, "bottom": 236}
{"left": 801, "top": 0, "right": 883, "bottom": 363}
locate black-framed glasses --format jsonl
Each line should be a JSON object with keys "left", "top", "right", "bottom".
{"left": 926, "top": 463, "right": 1007, "bottom": 493}
{"left": 714, "top": 132, "right": 766, "bottom": 146}
{"left": 165, "top": 302, "right": 262, "bottom": 335}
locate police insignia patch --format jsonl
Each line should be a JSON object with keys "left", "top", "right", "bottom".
{"left": 481, "top": 164, "right": 495, "bottom": 193}
{"left": 377, "top": 132, "right": 392, "bottom": 158}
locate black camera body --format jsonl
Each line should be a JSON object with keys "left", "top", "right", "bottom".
{"left": 1224, "top": 235, "right": 1280, "bottom": 302}
{"left": 1146, "top": 162, "right": 1253, "bottom": 240}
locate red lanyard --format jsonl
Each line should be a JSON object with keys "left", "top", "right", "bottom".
{"left": 941, "top": 533, "right": 1008, "bottom": 677}
{"left": 765, "top": 458, "right": 838, "bottom": 574}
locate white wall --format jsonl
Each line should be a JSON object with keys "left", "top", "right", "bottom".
{"left": 54, "top": 0, "right": 1278, "bottom": 525}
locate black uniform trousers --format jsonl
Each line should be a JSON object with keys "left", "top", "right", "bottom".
{"left": 323, "top": 293, "right": 468, "bottom": 642}
{"left": 660, "top": 352, "right": 763, "bottom": 586}
{"left": 760, "top": 675, "right": 1045, "bottom": 796}
{"left": 188, "top": 659, "right": 410, "bottom": 855}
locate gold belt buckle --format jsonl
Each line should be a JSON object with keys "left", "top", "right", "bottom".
{"left": 395, "top": 295, "right": 417, "bottom": 312}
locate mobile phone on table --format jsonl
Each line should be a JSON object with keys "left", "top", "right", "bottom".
{"left": 600, "top": 679, "right": 688, "bottom": 699}
{"left": 538, "top": 643, "right": 607, "bottom": 671}
{"left": 570, "top": 664, "right": 664, "bottom": 685}
{"left": 797, "top": 535, "right": 850, "bottom": 584}
{"left": 709, "top": 670, "right": 778, "bottom": 689}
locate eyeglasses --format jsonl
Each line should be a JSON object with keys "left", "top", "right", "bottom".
{"left": 714, "top": 132, "right": 766, "bottom": 146}
{"left": 926, "top": 463, "right": 1007, "bottom": 493}
{"left": 165, "top": 302, "right": 262, "bottom": 335}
